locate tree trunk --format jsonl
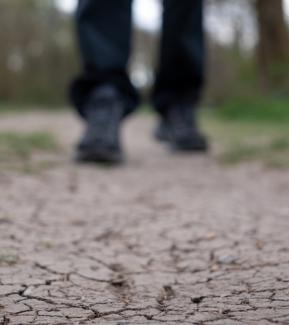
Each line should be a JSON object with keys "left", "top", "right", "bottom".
{"left": 255, "top": 0, "right": 289, "bottom": 91}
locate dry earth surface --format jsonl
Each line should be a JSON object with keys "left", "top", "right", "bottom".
{"left": 0, "top": 112, "right": 289, "bottom": 325}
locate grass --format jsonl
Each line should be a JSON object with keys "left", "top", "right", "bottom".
{"left": 202, "top": 109, "right": 289, "bottom": 168}
{"left": 218, "top": 140, "right": 289, "bottom": 166}
{"left": 0, "top": 132, "right": 58, "bottom": 158}
{"left": 0, "top": 98, "right": 288, "bottom": 169}
{"left": 199, "top": 94, "right": 289, "bottom": 167}
{"left": 0, "top": 103, "right": 69, "bottom": 113}
{"left": 215, "top": 96, "right": 289, "bottom": 123}
{"left": 0, "top": 131, "right": 60, "bottom": 172}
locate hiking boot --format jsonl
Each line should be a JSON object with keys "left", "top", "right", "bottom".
{"left": 75, "top": 86, "right": 124, "bottom": 164}
{"left": 154, "top": 118, "right": 170, "bottom": 142}
{"left": 154, "top": 104, "right": 208, "bottom": 152}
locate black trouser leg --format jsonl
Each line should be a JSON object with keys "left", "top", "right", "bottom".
{"left": 153, "top": 0, "right": 205, "bottom": 115}
{"left": 70, "top": 0, "right": 139, "bottom": 118}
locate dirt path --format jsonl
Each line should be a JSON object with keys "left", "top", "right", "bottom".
{"left": 1, "top": 112, "right": 289, "bottom": 325}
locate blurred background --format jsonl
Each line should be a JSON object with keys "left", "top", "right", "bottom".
{"left": 0, "top": 0, "right": 289, "bottom": 168}
{"left": 1, "top": 0, "right": 288, "bottom": 109}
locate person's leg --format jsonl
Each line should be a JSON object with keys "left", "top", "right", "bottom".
{"left": 153, "top": 0, "right": 208, "bottom": 151}
{"left": 71, "top": 0, "right": 138, "bottom": 118}
{"left": 71, "top": 0, "right": 137, "bottom": 163}
{"left": 153, "top": 0, "right": 205, "bottom": 113}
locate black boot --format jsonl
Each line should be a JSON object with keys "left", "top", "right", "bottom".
{"left": 154, "top": 104, "right": 208, "bottom": 152}
{"left": 75, "top": 86, "right": 124, "bottom": 164}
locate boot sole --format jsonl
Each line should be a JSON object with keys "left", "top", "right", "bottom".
{"left": 75, "top": 148, "right": 124, "bottom": 165}
{"left": 154, "top": 129, "right": 209, "bottom": 152}
{"left": 171, "top": 141, "right": 209, "bottom": 152}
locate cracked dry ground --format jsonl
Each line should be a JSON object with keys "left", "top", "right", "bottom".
{"left": 1, "top": 112, "right": 289, "bottom": 325}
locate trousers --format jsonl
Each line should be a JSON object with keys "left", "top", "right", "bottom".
{"left": 71, "top": 0, "right": 205, "bottom": 117}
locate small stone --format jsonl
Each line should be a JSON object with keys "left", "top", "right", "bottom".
{"left": 23, "top": 286, "right": 34, "bottom": 296}
{"left": 0, "top": 252, "right": 19, "bottom": 266}
{"left": 111, "top": 275, "right": 126, "bottom": 287}
{"left": 205, "top": 232, "right": 217, "bottom": 240}
{"left": 217, "top": 254, "right": 238, "bottom": 265}
{"left": 191, "top": 296, "right": 205, "bottom": 304}
{"left": 156, "top": 285, "right": 175, "bottom": 304}
{"left": 241, "top": 298, "right": 250, "bottom": 305}
{"left": 256, "top": 239, "right": 265, "bottom": 250}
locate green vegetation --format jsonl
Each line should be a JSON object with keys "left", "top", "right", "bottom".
{"left": 202, "top": 105, "right": 289, "bottom": 168}
{"left": 0, "top": 103, "right": 68, "bottom": 113}
{"left": 214, "top": 96, "right": 289, "bottom": 123}
{"left": 0, "top": 131, "right": 59, "bottom": 162}
{"left": 218, "top": 139, "right": 289, "bottom": 166}
{"left": 0, "top": 98, "right": 288, "bottom": 170}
